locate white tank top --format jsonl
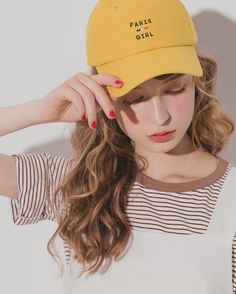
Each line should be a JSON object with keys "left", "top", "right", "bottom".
{"left": 60, "top": 166, "right": 236, "bottom": 294}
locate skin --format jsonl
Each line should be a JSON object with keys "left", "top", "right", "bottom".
{"left": 113, "top": 74, "right": 219, "bottom": 182}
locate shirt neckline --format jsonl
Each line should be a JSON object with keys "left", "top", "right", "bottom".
{"left": 135, "top": 156, "right": 230, "bottom": 193}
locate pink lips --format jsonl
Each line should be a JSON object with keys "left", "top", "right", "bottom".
{"left": 148, "top": 130, "right": 176, "bottom": 142}
{"left": 149, "top": 130, "right": 175, "bottom": 136}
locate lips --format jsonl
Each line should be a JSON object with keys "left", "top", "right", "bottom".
{"left": 149, "top": 130, "right": 175, "bottom": 136}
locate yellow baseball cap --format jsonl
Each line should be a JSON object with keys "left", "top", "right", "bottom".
{"left": 86, "top": 0, "right": 203, "bottom": 99}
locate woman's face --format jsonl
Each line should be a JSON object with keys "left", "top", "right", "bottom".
{"left": 113, "top": 74, "right": 196, "bottom": 156}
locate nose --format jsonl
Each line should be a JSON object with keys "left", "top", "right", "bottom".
{"left": 148, "top": 96, "right": 170, "bottom": 125}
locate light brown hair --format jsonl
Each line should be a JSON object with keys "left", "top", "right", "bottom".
{"left": 47, "top": 53, "right": 235, "bottom": 277}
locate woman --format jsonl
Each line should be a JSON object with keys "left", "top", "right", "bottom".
{"left": 0, "top": 0, "right": 235, "bottom": 293}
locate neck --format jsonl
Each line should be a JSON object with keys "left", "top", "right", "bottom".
{"left": 134, "top": 134, "right": 214, "bottom": 180}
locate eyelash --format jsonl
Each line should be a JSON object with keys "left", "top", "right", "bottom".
{"left": 123, "top": 87, "right": 186, "bottom": 105}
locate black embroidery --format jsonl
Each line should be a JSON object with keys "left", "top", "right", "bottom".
{"left": 129, "top": 18, "right": 155, "bottom": 40}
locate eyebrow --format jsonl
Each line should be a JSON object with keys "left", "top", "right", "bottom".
{"left": 134, "top": 74, "right": 185, "bottom": 89}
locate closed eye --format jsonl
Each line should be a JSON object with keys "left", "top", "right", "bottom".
{"left": 123, "top": 87, "right": 186, "bottom": 105}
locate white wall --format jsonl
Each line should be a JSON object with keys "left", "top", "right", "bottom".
{"left": 0, "top": 1, "right": 235, "bottom": 293}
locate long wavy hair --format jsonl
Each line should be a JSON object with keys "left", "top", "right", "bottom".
{"left": 47, "top": 53, "right": 235, "bottom": 277}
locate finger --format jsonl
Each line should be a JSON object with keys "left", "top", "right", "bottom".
{"left": 91, "top": 73, "right": 123, "bottom": 102}
{"left": 62, "top": 86, "right": 86, "bottom": 120}
{"left": 90, "top": 73, "right": 123, "bottom": 88}
{"left": 73, "top": 73, "right": 117, "bottom": 119}
{"left": 66, "top": 78, "right": 97, "bottom": 128}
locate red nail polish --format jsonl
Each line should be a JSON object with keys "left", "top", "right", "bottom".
{"left": 81, "top": 114, "right": 86, "bottom": 121}
{"left": 91, "top": 121, "right": 97, "bottom": 129}
{"left": 109, "top": 111, "right": 116, "bottom": 118}
{"left": 115, "top": 80, "right": 123, "bottom": 85}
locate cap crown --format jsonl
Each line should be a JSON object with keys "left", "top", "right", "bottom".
{"left": 86, "top": 0, "right": 198, "bottom": 66}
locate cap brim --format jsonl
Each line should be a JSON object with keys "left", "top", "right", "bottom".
{"left": 96, "top": 45, "right": 203, "bottom": 99}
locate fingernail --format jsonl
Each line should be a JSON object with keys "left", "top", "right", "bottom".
{"left": 91, "top": 121, "right": 97, "bottom": 129}
{"left": 115, "top": 80, "right": 123, "bottom": 85}
{"left": 109, "top": 111, "right": 116, "bottom": 118}
{"left": 81, "top": 114, "right": 86, "bottom": 121}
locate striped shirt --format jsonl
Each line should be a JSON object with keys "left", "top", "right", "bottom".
{"left": 10, "top": 152, "right": 236, "bottom": 292}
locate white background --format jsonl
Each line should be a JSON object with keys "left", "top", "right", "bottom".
{"left": 0, "top": 1, "right": 236, "bottom": 293}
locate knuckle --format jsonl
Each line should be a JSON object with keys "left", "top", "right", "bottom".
{"left": 64, "top": 77, "right": 76, "bottom": 87}
{"left": 70, "top": 77, "right": 81, "bottom": 86}
{"left": 61, "top": 83, "right": 72, "bottom": 94}
{"left": 83, "top": 91, "right": 94, "bottom": 102}
{"left": 62, "top": 78, "right": 70, "bottom": 86}
{"left": 75, "top": 72, "right": 87, "bottom": 78}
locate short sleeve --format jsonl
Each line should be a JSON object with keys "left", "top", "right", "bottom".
{"left": 10, "top": 152, "right": 75, "bottom": 225}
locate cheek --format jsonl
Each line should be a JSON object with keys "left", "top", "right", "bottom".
{"left": 116, "top": 110, "right": 134, "bottom": 131}
{"left": 114, "top": 102, "right": 136, "bottom": 124}
{"left": 114, "top": 104, "right": 140, "bottom": 137}
{"left": 173, "top": 93, "right": 195, "bottom": 123}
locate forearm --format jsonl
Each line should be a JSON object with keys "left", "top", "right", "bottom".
{"left": 0, "top": 99, "right": 45, "bottom": 136}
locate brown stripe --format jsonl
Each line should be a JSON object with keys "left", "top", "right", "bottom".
{"left": 135, "top": 156, "right": 230, "bottom": 192}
